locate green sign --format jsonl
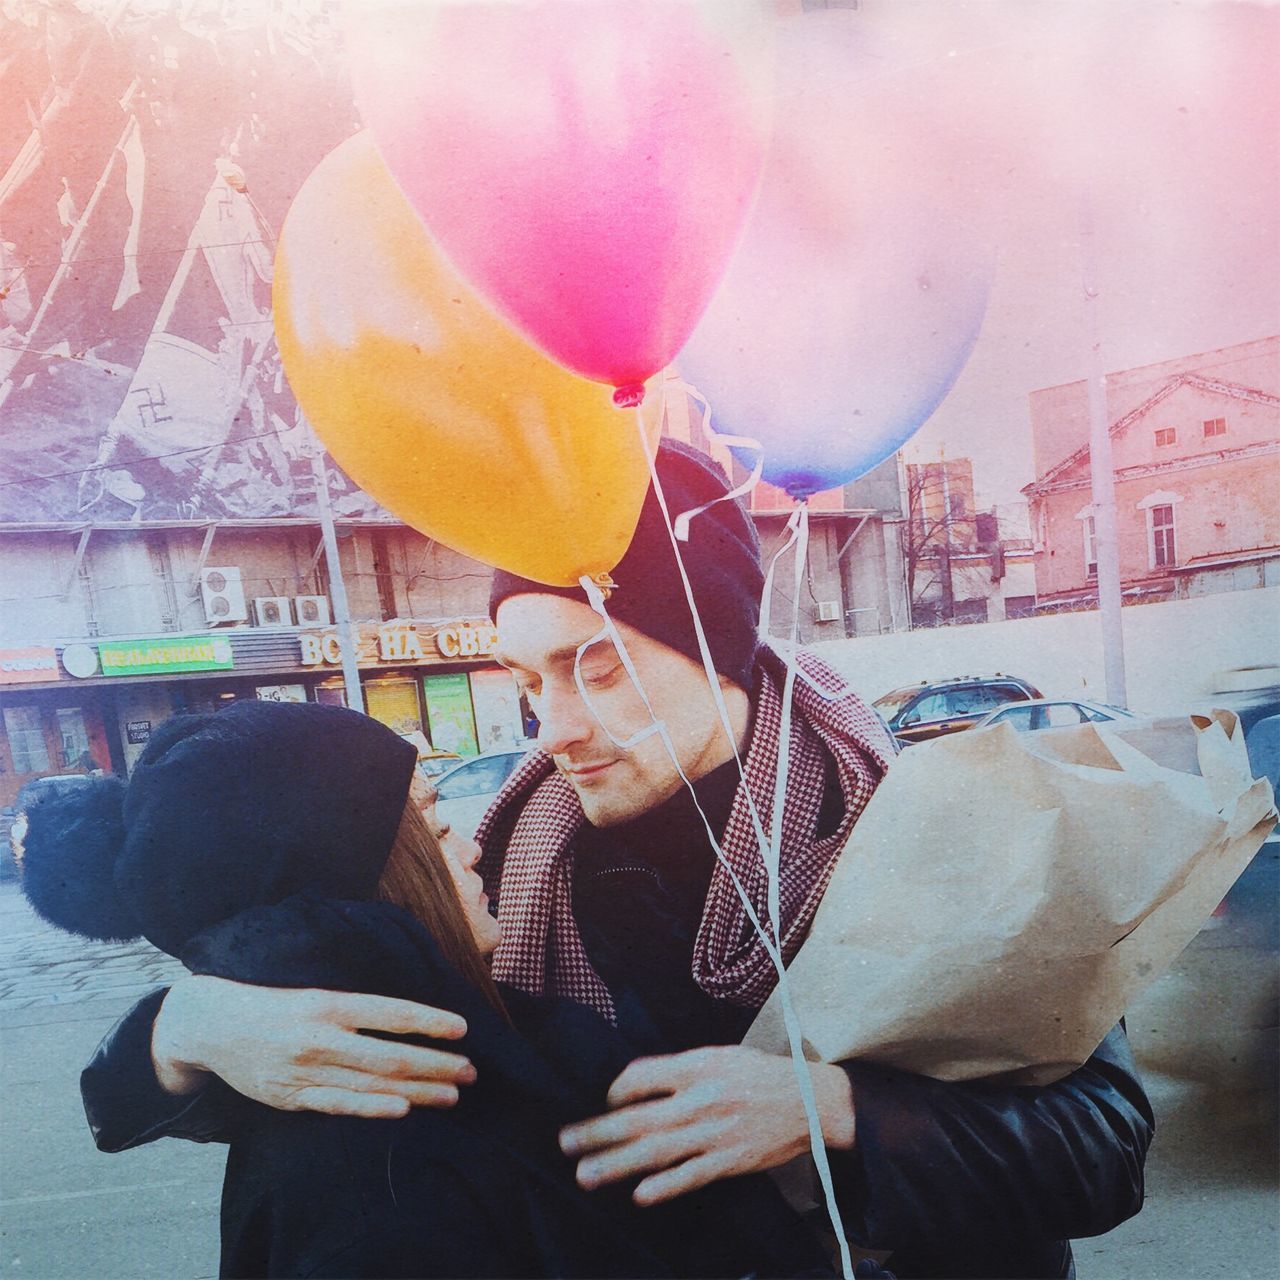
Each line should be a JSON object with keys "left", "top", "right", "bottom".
{"left": 423, "top": 672, "right": 479, "bottom": 758}
{"left": 99, "top": 635, "right": 235, "bottom": 676}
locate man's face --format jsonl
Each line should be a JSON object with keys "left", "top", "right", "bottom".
{"left": 494, "top": 594, "right": 742, "bottom": 827}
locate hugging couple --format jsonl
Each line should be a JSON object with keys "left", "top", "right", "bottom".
{"left": 22, "top": 443, "right": 1153, "bottom": 1280}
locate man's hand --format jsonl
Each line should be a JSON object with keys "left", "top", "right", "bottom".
{"left": 151, "top": 975, "right": 474, "bottom": 1117}
{"left": 559, "top": 1045, "right": 855, "bottom": 1205}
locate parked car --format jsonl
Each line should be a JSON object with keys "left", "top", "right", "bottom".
{"left": 872, "top": 675, "right": 1042, "bottom": 747}
{"left": 433, "top": 744, "right": 535, "bottom": 837}
{"left": 4, "top": 774, "right": 100, "bottom": 881}
{"left": 972, "top": 698, "right": 1136, "bottom": 733}
{"left": 400, "top": 731, "right": 462, "bottom": 780}
{"left": 416, "top": 749, "right": 463, "bottom": 779}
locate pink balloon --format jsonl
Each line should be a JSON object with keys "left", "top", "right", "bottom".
{"left": 347, "top": 1, "right": 772, "bottom": 406}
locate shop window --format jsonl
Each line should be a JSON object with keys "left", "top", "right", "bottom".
{"left": 3, "top": 706, "right": 50, "bottom": 773}
{"left": 364, "top": 679, "right": 424, "bottom": 739}
{"left": 54, "top": 707, "right": 91, "bottom": 770}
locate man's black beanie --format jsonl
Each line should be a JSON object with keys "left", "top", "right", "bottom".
{"left": 489, "top": 439, "right": 764, "bottom": 690}
{"left": 19, "top": 700, "right": 416, "bottom": 959}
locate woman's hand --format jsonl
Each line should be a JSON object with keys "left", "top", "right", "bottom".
{"left": 559, "top": 1045, "right": 856, "bottom": 1204}
{"left": 151, "top": 974, "right": 474, "bottom": 1117}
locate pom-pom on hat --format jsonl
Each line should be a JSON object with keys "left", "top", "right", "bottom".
{"left": 18, "top": 701, "right": 417, "bottom": 960}
{"left": 489, "top": 439, "right": 765, "bottom": 690}
{"left": 19, "top": 776, "right": 138, "bottom": 942}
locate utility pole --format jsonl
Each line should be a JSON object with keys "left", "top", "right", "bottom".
{"left": 307, "top": 427, "right": 365, "bottom": 714}
{"left": 1080, "top": 202, "right": 1128, "bottom": 707}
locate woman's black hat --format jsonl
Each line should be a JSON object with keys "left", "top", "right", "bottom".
{"left": 19, "top": 700, "right": 417, "bottom": 958}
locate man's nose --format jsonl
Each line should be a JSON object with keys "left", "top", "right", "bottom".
{"left": 534, "top": 682, "right": 596, "bottom": 756}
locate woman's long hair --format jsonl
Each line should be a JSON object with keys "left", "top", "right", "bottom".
{"left": 376, "top": 798, "right": 508, "bottom": 1020}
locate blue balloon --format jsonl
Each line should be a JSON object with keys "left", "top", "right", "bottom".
{"left": 679, "top": 13, "right": 993, "bottom": 499}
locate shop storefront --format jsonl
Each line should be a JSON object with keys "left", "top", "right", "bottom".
{"left": 0, "top": 646, "right": 115, "bottom": 810}
{"left": 1, "top": 620, "right": 525, "bottom": 796}
{"left": 292, "top": 619, "right": 525, "bottom": 755}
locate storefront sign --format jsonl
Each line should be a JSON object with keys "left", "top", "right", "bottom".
{"left": 299, "top": 621, "right": 498, "bottom": 668}
{"left": 99, "top": 636, "right": 235, "bottom": 676}
{"left": 126, "top": 719, "right": 153, "bottom": 745}
{"left": 60, "top": 644, "right": 100, "bottom": 679}
{"left": 0, "top": 646, "right": 59, "bottom": 684}
{"left": 378, "top": 627, "right": 426, "bottom": 661}
{"left": 255, "top": 684, "right": 307, "bottom": 703}
{"left": 299, "top": 632, "right": 345, "bottom": 666}
{"left": 435, "top": 623, "right": 498, "bottom": 659}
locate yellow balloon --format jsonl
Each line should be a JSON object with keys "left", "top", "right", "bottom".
{"left": 274, "top": 132, "right": 660, "bottom": 586}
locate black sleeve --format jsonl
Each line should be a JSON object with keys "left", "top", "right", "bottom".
{"left": 830, "top": 1023, "right": 1154, "bottom": 1254}
{"left": 80, "top": 987, "right": 247, "bottom": 1152}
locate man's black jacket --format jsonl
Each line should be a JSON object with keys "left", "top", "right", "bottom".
{"left": 84, "top": 912, "right": 1152, "bottom": 1280}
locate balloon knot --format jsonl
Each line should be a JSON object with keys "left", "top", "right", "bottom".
{"left": 587, "top": 571, "right": 617, "bottom": 601}
{"left": 612, "top": 383, "right": 646, "bottom": 409}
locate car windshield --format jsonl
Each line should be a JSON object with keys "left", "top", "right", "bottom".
{"left": 872, "top": 687, "right": 923, "bottom": 716}
{"left": 434, "top": 752, "right": 524, "bottom": 800}
{"left": 416, "top": 756, "right": 459, "bottom": 778}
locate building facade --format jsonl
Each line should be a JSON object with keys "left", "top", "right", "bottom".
{"left": 0, "top": 520, "right": 526, "bottom": 809}
{"left": 1023, "top": 337, "right": 1280, "bottom": 610}
{"left": 903, "top": 458, "right": 1037, "bottom": 627}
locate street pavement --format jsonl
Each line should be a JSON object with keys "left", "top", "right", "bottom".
{"left": 1, "top": 842, "right": 1276, "bottom": 1279}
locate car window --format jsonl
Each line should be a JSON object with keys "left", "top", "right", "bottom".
{"left": 434, "top": 753, "right": 523, "bottom": 800}
{"left": 1045, "top": 703, "right": 1090, "bottom": 727}
{"left": 899, "top": 692, "right": 951, "bottom": 724}
{"left": 991, "top": 705, "right": 1039, "bottom": 731}
{"left": 948, "top": 685, "right": 1003, "bottom": 715}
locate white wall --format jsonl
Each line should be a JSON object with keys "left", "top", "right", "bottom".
{"left": 812, "top": 587, "right": 1280, "bottom": 717}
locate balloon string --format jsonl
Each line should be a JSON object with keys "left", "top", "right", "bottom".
{"left": 575, "top": 569, "right": 853, "bottom": 1280}
{"left": 629, "top": 398, "right": 855, "bottom": 1278}
{"left": 764, "top": 503, "right": 856, "bottom": 1280}
{"left": 637, "top": 386, "right": 772, "bottom": 862}
{"left": 663, "top": 376, "right": 764, "bottom": 542}
{"left": 573, "top": 577, "right": 781, "bottom": 960}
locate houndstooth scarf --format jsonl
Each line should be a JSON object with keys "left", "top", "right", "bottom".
{"left": 475, "top": 647, "right": 896, "bottom": 1022}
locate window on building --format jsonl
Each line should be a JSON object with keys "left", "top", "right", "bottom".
{"left": 1154, "top": 427, "right": 1177, "bottom": 447}
{"left": 1149, "top": 504, "right": 1176, "bottom": 569}
{"left": 1083, "top": 516, "right": 1098, "bottom": 578}
{"left": 1202, "top": 417, "right": 1227, "bottom": 438}
{"left": 1005, "top": 595, "right": 1037, "bottom": 620}
{"left": 3, "top": 706, "right": 50, "bottom": 774}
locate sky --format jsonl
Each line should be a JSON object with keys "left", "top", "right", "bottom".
{"left": 870, "top": 1, "right": 1279, "bottom": 508}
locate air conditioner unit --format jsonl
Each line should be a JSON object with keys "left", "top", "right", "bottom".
{"left": 293, "top": 595, "right": 331, "bottom": 626}
{"left": 253, "top": 596, "right": 294, "bottom": 627}
{"left": 815, "top": 600, "right": 842, "bottom": 623}
{"left": 199, "top": 567, "right": 248, "bottom": 624}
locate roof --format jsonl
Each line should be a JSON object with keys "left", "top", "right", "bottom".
{"left": 1022, "top": 373, "right": 1280, "bottom": 497}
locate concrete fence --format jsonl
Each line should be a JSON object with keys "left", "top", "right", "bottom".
{"left": 810, "top": 586, "right": 1280, "bottom": 717}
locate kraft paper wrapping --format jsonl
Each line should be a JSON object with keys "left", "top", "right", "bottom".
{"left": 745, "top": 710, "right": 1276, "bottom": 1087}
